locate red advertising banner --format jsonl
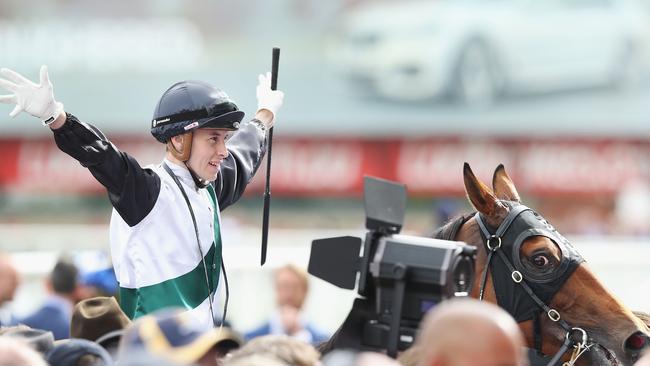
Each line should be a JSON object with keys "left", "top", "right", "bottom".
{"left": 0, "top": 137, "right": 648, "bottom": 196}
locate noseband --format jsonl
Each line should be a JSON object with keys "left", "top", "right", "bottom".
{"left": 434, "top": 202, "right": 591, "bottom": 365}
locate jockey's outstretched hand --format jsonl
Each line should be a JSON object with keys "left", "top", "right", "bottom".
{"left": 0, "top": 65, "right": 64, "bottom": 124}
{"left": 256, "top": 71, "right": 284, "bottom": 128}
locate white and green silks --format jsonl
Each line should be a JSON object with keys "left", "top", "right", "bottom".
{"left": 110, "top": 161, "right": 222, "bottom": 327}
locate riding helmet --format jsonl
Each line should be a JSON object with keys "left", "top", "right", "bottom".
{"left": 150, "top": 80, "right": 244, "bottom": 143}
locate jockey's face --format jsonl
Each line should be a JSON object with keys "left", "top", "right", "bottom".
{"left": 186, "top": 128, "right": 231, "bottom": 182}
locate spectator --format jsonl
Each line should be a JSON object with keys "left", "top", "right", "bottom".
{"left": 0, "top": 337, "right": 48, "bottom": 366}
{"left": 0, "top": 254, "right": 19, "bottom": 327}
{"left": 19, "top": 257, "right": 82, "bottom": 340}
{"left": 0, "top": 325, "right": 55, "bottom": 356}
{"left": 355, "top": 352, "right": 402, "bottom": 366}
{"left": 211, "top": 327, "right": 244, "bottom": 362}
{"left": 414, "top": 298, "right": 528, "bottom": 366}
{"left": 45, "top": 338, "right": 113, "bottom": 366}
{"left": 70, "top": 297, "right": 131, "bottom": 358}
{"left": 223, "top": 354, "right": 288, "bottom": 366}
{"left": 397, "top": 345, "right": 421, "bottom": 366}
{"left": 79, "top": 268, "right": 119, "bottom": 298}
{"left": 226, "top": 335, "right": 320, "bottom": 366}
{"left": 118, "top": 308, "right": 243, "bottom": 366}
{"left": 117, "top": 349, "right": 185, "bottom": 366}
{"left": 245, "top": 264, "right": 328, "bottom": 345}
{"left": 322, "top": 349, "right": 401, "bottom": 366}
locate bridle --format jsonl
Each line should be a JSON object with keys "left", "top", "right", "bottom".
{"left": 434, "top": 202, "right": 592, "bottom": 365}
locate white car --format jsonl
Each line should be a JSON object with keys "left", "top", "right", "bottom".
{"left": 332, "top": 0, "right": 650, "bottom": 105}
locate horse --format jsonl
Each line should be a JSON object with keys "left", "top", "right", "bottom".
{"left": 433, "top": 163, "right": 650, "bottom": 365}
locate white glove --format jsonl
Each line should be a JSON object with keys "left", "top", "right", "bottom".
{"left": 0, "top": 65, "right": 64, "bottom": 123}
{"left": 256, "top": 71, "right": 284, "bottom": 124}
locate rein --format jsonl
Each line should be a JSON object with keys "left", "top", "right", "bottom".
{"left": 434, "top": 208, "right": 592, "bottom": 366}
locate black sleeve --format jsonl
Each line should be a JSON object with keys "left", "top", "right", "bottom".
{"left": 213, "top": 119, "right": 267, "bottom": 210}
{"left": 52, "top": 113, "right": 161, "bottom": 226}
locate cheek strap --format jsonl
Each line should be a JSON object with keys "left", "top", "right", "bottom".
{"left": 167, "top": 132, "right": 193, "bottom": 162}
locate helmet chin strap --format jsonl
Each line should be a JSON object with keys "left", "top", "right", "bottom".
{"left": 167, "top": 131, "right": 210, "bottom": 188}
{"left": 185, "top": 164, "right": 210, "bottom": 188}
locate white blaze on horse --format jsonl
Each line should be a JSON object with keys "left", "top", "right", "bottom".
{"left": 433, "top": 163, "right": 649, "bottom": 366}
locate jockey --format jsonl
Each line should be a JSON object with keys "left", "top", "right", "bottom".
{"left": 0, "top": 66, "right": 284, "bottom": 328}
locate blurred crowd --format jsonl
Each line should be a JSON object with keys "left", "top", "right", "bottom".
{"left": 0, "top": 255, "right": 337, "bottom": 366}
{"left": 2, "top": 253, "right": 650, "bottom": 366}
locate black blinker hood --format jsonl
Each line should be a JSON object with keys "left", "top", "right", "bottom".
{"left": 476, "top": 202, "right": 584, "bottom": 322}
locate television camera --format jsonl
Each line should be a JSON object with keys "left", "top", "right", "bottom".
{"left": 308, "top": 176, "right": 477, "bottom": 357}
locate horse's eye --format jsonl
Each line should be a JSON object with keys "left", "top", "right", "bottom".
{"left": 531, "top": 254, "right": 550, "bottom": 267}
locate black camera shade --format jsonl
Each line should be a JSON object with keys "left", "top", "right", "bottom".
{"left": 309, "top": 236, "right": 362, "bottom": 290}
{"left": 363, "top": 176, "right": 406, "bottom": 233}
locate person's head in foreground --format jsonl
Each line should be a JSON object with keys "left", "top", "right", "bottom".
{"left": 118, "top": 308, "right": 241, "bottom": 366}
{"left": 224, "top": 334, "right": 320, "bottom": 366}
{"left": 321, "top": 349, "right": 401, "bottom": 366}
{"left": 0, "top": 337, "right": 48, "bottom": 366}
{"left": 414, "top": 298, "right": 528, "bottom": 366}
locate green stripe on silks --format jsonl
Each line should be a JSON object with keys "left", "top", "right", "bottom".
{"left": 206, "top": 184, "right": 222, "bottom": 284}
{"left": 120, "top": 185, "right": 223, "bottom": 319}
{"left": 119, "top": 244, "right": 218, "bottom": 319}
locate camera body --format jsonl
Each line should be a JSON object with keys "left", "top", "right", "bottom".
{"left": 308, "top": 176, "right": 477, "bottom": 356}
{"left": 371, "top": 234, "right": 476, "bottom": 325}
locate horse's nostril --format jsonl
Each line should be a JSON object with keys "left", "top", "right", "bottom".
{"left": 624, "top": 332, "right": 648, "bottom": 351}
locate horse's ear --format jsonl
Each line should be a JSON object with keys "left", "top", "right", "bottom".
{"left": 463, "top": 163, "right": 505, "bottom": 218}
{"left": 492, "top": 164, "right": 521, "bottom": 202}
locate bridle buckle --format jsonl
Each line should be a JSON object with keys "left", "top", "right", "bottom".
{"left": 563, "top": 328, "right": 591, "bottom": 366}
{"left": 566, "top": 327, "right": 588, "bottom": 348}
{"left": 486, "top": 235, "right": 502, "bottom": 251}
{"left": 548, "top": 309, "right": 561, "bottom": 322}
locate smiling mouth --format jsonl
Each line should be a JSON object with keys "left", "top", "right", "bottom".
{"left": 208, "top": 161, "right": 220, "bottom": 169}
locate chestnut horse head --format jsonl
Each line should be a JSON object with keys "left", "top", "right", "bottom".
{"left": 434, "top": 163, "right": 649, "bottom": 365}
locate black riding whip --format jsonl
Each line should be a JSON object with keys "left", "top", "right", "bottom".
{"left": 261, "top": 47, "right": 279, "bottom": 266}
